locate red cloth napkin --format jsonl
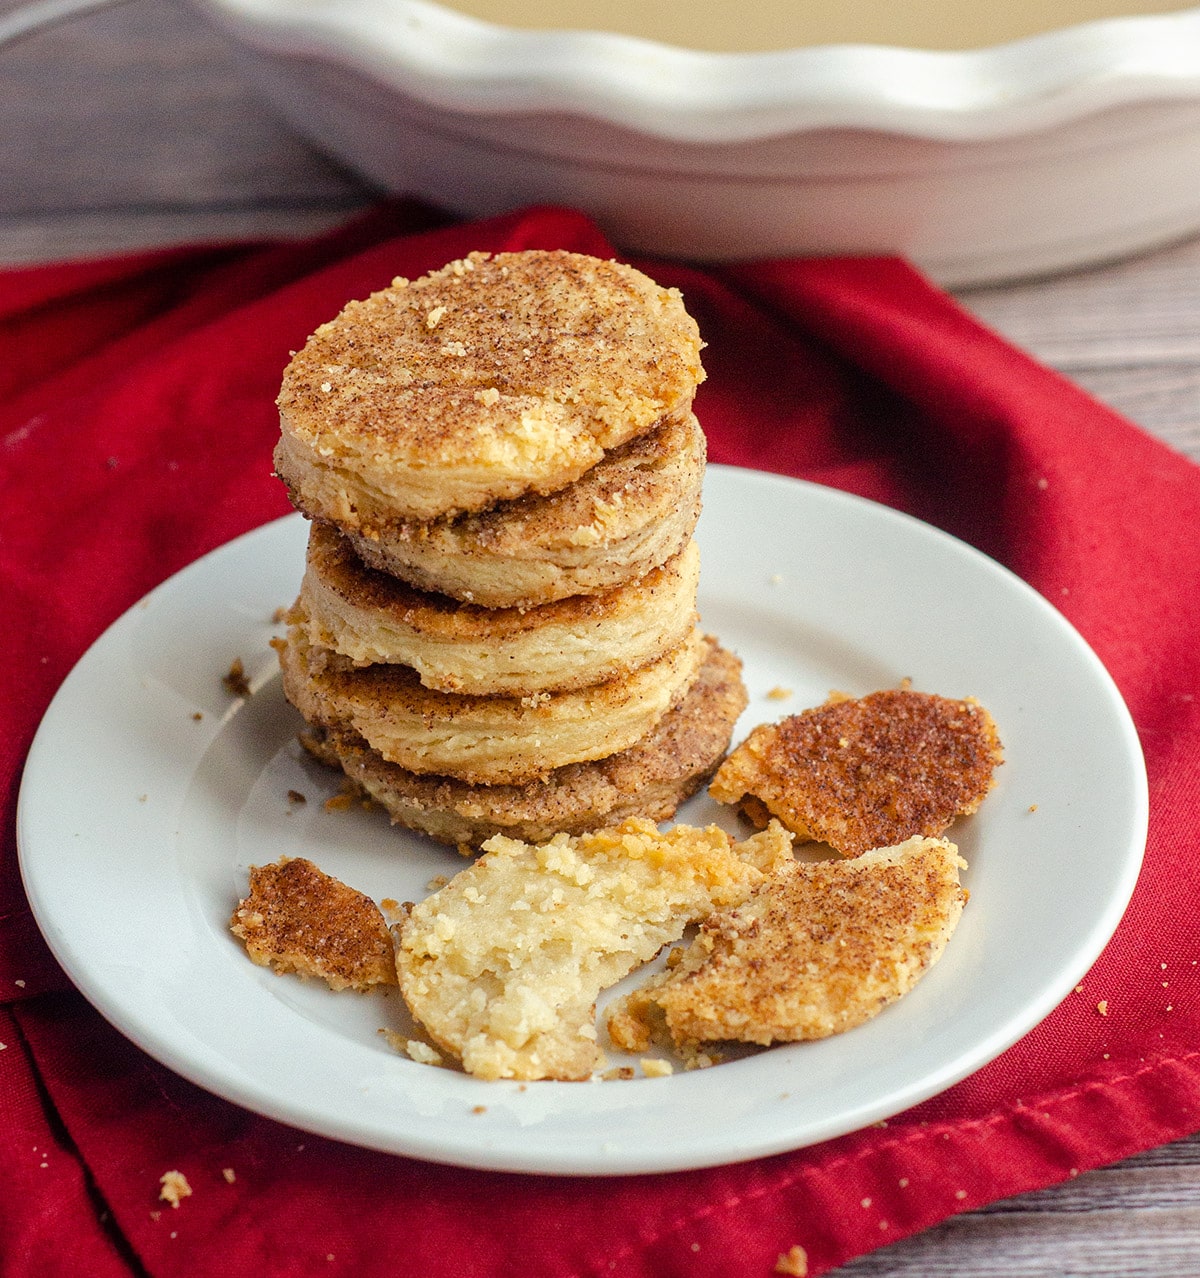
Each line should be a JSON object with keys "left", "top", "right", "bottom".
{"left": 3, "top": 202, "right": 1199, "bottom": 1278}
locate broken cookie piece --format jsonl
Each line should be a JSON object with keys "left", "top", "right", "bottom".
{"left": 709, "top": 688, "right": 1001, "bottom": 856}
{"left": 230, "top": 856, "right": 397, "bottom": 991}
{"left": 394, "top": 817, "right": 794, "bottom": 1081}
{"left": 608, "top": 835, "right": 966, "bottom": 1051}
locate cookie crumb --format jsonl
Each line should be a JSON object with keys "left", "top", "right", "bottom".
{"left": 221, "top": 1168, "right": 236, "bottom": 1184}
{"left": 404, "top": 1039, "right": 443, "bottom": 1066}
{"left": 159, "top": 1171, "right": 192, "bottom": 1209}
{"left": 1097, "top": 1000, "right": 1109, "bottom": 1016}
{"left": 287, "top": 790, "right": 307, "bottom": 805}
{"left": 766, "top": 687, "right": 793, "bottom": 701}
{"left": 774, "top": 1244, "right": 808, "bottom": 1276}
{"left": 380, "top": 1029, "right": 443, "bottom": 1066}
{"left": 640, "top": 1058, "right": 673, "bottom": 1078}
{"left": 222, "top": 658, "right": 251, "bottom": 698}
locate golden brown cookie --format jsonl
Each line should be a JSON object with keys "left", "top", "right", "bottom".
{"left": 394, "top": 818, "right": 793, "bottom": 1081}
{"left": 275, "top": 250, "right": 704, "bottom": 525}
{"left": 277, "top": 619, "right": 709, "bottom": 785}
{"left": 295, "top": 521, "right": 700, "bottom": 696}
{"left": 607, "top": 835, "right": 966, "bottom": 1051}
{"left": 229, "top": 857, "right": 397, "bottom": 992}
{"left": 709, "top": 689, "right": 1002, "bottom": 856}
{"left": 298, "top": 638, "right": 748, "bottom": 849}
{"left": 342, "top": 412, "right": 706, "bottom": 608}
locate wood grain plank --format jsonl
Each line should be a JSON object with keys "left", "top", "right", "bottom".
{"left": 955, "top": 241, "right": 1200, "bottom": 460}
{"left": 839, "top": 1205, "right": 1200, "bottom": 1277}
{"left": 959, "top": 236, "right": 1200, "bottom": 367}
{"left": 0, "top": 0, "right": 373, "bottom": 260}
{"left": 0, "top": 202, "right": 366, "bottom": 263}
{"left": 1060, "top": 365, "right": 1200, "bottom": 461}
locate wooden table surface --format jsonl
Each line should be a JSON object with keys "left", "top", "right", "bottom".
{"left": 5, "top": 0, "right": 1200, "bottom": 1272}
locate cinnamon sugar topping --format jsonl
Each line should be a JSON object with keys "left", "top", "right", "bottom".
{"left": 230, "top": 857, "right": 397, "bottom": 992}
{"left": 710, "top": 688, "right": 1002, "bottom": 856}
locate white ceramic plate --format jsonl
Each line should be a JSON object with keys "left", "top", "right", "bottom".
{"left": 17, "top": 467, "right": 1147, "bottom": 1175}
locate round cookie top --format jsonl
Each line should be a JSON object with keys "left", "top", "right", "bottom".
{"left": 276, "top": 250, "right": 705, "bottom": 522}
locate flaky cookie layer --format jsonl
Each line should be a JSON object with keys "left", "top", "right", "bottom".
{"left": 297, "top": 522, "right": 700, "bottom": 696}
{"left": 276, "top": 250, "right": 704, "bottom": 524}
{"left": 299, "top": 638, "right": 748, "bottom": 849}
{"left": 343, "top": 412, "right": 706, "bottom": 608}
{"left": 278, "top": 622, "right": 709, "bottom": 785}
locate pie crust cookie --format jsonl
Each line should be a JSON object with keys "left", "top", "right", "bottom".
{"left": 275, "top": 250, "right": 705, "bottom": 525}
{"left": 608, "top": 835, "right": 967, "bottom": 1051}
{"left": 710, "top": 688, "right": 1002, "bottom": 856}
{"left": 296, "top": 521, "right": 700, "bottom": 696}
{"left": 298, "top": 638, "right": 748, "bottom": 850}
{"left": 342, "top": 412, "right": 706, "bottom": 608}
{"left": 277, "top": 618, "right": 709, "bottom": 786}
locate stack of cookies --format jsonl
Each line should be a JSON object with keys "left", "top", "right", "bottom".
{"left": 272, "top": 249, "right": 747, "bottom": 850}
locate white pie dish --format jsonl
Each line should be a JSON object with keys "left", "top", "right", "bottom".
{"left": 185, "top": 0, "right": 1200, "bottom": 285}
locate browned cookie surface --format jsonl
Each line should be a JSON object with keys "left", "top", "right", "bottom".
{"left": 230, "top": 856, "right": 397, "bottom": 992}
{"left": 278, "top": 617, "right": 708, "bottom": 785}
{"left": 275, "top": 250, "right": 704, "bottom": 524}
{"left": 301, "top": 638, "right": 747, "bottom": 849}
{"left": 710, "top": 689, "right": 1002, "bottom": 856}
{"left": 344, "top": 412, "right": 706, "bottom": 608}
{"left": 608, "top": 836, "right": 966, "bottom": 1051}
{"left": 297, "top": 522, "right": 700, "bottom": 696}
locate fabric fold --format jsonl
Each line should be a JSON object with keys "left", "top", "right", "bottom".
{"left": 3, "top": 202, "right": 1198, "bottom": 1277}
